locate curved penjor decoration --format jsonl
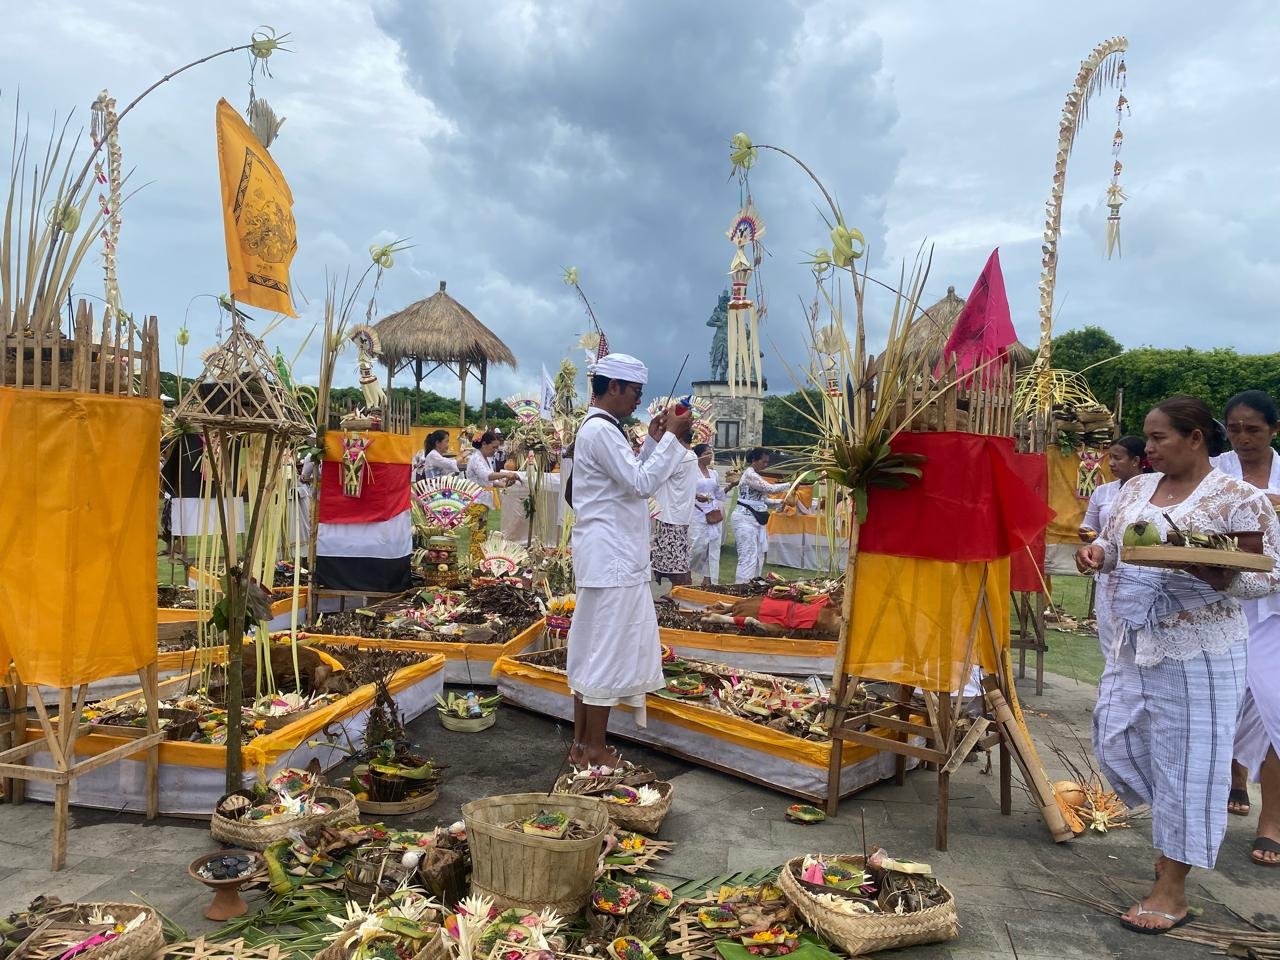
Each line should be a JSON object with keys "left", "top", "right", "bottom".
{"left": 1031, "top": 36, "right": 1129, "bottom": 400}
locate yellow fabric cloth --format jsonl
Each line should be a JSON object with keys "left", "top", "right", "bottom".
{"left": 1046, "top": 448, "right": 1113, "bottom": 543}
{"left": 216, "top": 98, "right": 297, "bottom": 317}
{"left": 322, "top": 430, "right": 416, "bottom": 465}
{"left": 0, "top": 388, "right": 160, "bottom": 686}
{"left": 845, "top": 554, "right": 1009, "bottom": 692}
{"left": 42, "top": 651, "right": 445, "bottom": 771}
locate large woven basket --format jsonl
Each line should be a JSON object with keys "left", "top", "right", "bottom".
{"left": 18, "top": 902, "right": 164, "bottom": 960}
{"left": 553, "top": 777, "right": 673, "bottom": 836}
{"left": 210, "top": 787, "right": 359, "bottom": 851}
{"left": 777, "top": 856, "right": 959, "bottom": 956}
{"left": 315, "top": 926, "right": 446, "bottom": 960}
{"left": 462, "top": 792, "right": 609, "bottom": 914}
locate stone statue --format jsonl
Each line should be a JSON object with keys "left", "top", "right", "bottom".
{"left": 707, "top": 290, "right": 730, "bottom": 381}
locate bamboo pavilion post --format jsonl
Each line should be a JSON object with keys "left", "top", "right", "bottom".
{"left": 459, "top": 360, "right": 468, "bottom": 427}
{"left": 479, "top": 361, "right": 488, "bottom": 428}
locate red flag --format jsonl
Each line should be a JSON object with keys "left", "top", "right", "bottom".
{"left": 936, "top": 248, "right": 1016, "bottom": 382}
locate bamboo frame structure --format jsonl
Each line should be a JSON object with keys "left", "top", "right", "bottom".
{"left": 172, "top": 312, "right": 310, "bottom": 792}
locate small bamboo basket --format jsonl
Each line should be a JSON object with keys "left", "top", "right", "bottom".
{"left": 777, "top": 856, "right": 959, "bottom": 956}
{"left": 357, "top": 787, "right": 440, "bottom": 817}
{"left": 462, "top": 792, "right": 609, "bottom": 914}
{"left": 552, "top": 776, "right": 674, "bottom": 836}
{"left": 15, "top": 903, "right": 164, "bottom": 960}
{"left": 315, "top": 926, "right": 446, "bottom": 960}
{"left": 210, "top": 787, "right": 360, "bottom": 851}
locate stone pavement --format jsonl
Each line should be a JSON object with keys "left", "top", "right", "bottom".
{"left": 1, "top": 671, "right": 1276, "bottom": 959}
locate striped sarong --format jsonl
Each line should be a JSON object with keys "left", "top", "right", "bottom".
{"left": 1094, "top": 641, "right": 1247, "bottom": 868}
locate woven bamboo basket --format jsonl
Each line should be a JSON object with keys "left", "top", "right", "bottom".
{"left": 210, "top": 788, "right": 359, "bottom": 851}
{"left": 439, "top": 710, "right": 497, "bottom": 733}
{"left": 315, "top": 926, "right": 445, "bottom": 960}
{"left": 357, "top": 787, "right": 440, "bottom": 816}
{"left": 16, "top": 902, "right": 164, "bottom": 960}
{"left": 777, "top": 856, "right": 959, "bottom": 956}
{"left": 552, "top": 777, "right": 673, "bottom": 835}
{"left": 462, "top": 792, "right": 609, "bottom": 914}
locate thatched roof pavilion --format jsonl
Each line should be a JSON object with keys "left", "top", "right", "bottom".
{"left": 373, "top": 280, "right": 516, "bottom": 425}
{"left": 902, "top": 285, "right": 1035, "bottom": 372}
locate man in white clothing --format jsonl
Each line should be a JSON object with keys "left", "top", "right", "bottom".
{"left": 651, "top": 429, "right": 699, "bottom": 587}
{"left": 565, "top": 353, "right": 692, "bottom": 767}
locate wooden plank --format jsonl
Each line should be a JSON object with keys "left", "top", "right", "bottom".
{"left": 837, "top": 728, "right": 946, "bottom": 764}
{"left": 941, "top": 717, "right": 991, "bottom": 774}
{"left": 125, "top": 314, "right": 136, "bottom": 397}
{"left": 68, "top": 732, "right": 165, "bottom": 777}
{"left": 96, "top": 305, "right": 109, "bottom": 394}
{"left": 29, "top": 696, "right": 66, "bottom": 770}
{"left": 48, "top": 333, "right": 60, "bottom": 392}
{"left": 839, "top": 714, "right": 937, "bottom": 740}
{"left": 0, "top": 761, "right": 69, "bottom": 783}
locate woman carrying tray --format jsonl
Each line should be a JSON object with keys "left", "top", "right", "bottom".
{"left": 1076, "top": 395, "right": 1280, "bottom": 934}
{"left": 1213, "top": 390, "right": 1280, "bottom": 865}
{"left": 1079, "top": 435, "right": 1149, "bottom": 662}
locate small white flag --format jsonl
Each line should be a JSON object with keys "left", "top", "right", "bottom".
{"left": 539, "top": 365, "right": 556, "bottom": 419}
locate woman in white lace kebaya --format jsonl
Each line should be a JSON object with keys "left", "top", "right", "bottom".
{"left": 1213, "top": 390, "right": 1280, "bottom": 865}
{"left": 1078, "top": 396, "right": 1280, "bottom": 934}
{"left": 732, "top": 448, "right": 789, "bottom": 583}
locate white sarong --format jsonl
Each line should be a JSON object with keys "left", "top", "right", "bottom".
{"left": 1235, "top": 601, "right": 1280, "bottom": 780}
{"left": 1094, "top": 642, "right": 1246, "bottom": 868}
{"left": 566, "top": 582, "right": 664, "bottom": 724}
{"left": 732, "top": 505, "right": 768, "bottom": 583}
{"left": 689, "top": 519, "right": 723, "bottom": 584}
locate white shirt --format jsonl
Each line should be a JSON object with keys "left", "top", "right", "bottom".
{"left": 569, "top": 410, "right": 685, "bottom": 587}
{"left": 693, "top": 469, "right": 725, "bottom": 524}
{"left": 414, "top": 448, "right": 461, "bottom": 483}
{"left": 1081, "top": 479, "right": 1121, "bottom": 535}
{"left": 736, "top": 466, "right": 789, "bottom": 512}
{"left": 1213, "top": 449, "right": 1280, "bottom": 624}
{"left": 466, "top": 448, "right": 499, "bottom": 507}
{"left": 654, "top": 448, "right": 699, "bottom": 526}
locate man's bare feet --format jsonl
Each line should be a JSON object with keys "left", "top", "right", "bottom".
{"left": 582, "top": 743, "right": 622, "bottom": 768}
{"left": 567, "top": 741, "right": 589, "bottom": 767}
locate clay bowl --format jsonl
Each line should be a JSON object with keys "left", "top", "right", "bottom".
{"left": 188, "top": 850, "right": 264, "bottom": 921}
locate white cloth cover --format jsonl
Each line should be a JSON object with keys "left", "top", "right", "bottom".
{"left": 732, "top": 505, "right": 769, "bottom": 582}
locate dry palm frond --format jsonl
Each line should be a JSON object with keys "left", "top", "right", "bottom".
{"left": 247, "top": 96, "right": 286, "bottom": 148}
{"left": 1013, "top": 366, "right": 1102, "bottom": 418}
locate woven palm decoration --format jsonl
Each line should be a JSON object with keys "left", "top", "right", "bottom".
{"left": 173, "top": 319, "right": 310, "bottom": 437}
{"left": 412, "top": 475, "right": 484, "bottom": 529}
{"left": 475, "top": 532, "right": 528, "bottom": 578}
{"left": 505, "top": 393, "right": 541, "bottom": 424}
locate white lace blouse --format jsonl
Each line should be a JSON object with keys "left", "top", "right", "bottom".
{"left": 1095, "top": 469, "right": 1280, "bottom": 665}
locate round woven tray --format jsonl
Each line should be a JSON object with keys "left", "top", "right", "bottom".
{"left": 439, "top": 710, "right": 497, "bottom": 733}
{"left": 357, "top": 787, "right": 440, "bottom": 816}
{"left": 777, "top": 855, "right": 959, "bottom": 956}
{"left": 315, "top": 926, "right": 446, "bottom": 960}
{"left": 210, "top": 787, "right": 360, "bottom": 851}
{"left": 34, "top": 902, "right": 164, "bottom": 960}
{"left": 552, "top": 777, "right": 673, "bottom": 836}
{"left": 463, "top": 792, "right": 609, "bottom": 914}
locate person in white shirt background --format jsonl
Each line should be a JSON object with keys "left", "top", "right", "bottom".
{"left": 564, "top": 352, "right": 692, "bottom": 768}
{"left": 688, "top": 443, "right": 726, "bottom": 586}
{"left": 463, "top": 430, "right": 520, "bottom": 560}
{"left": 731, "top": 447, "right": 789, "bottom": 584}
{"left": 651, "top": 427, "right": 699, "bottom": 588}
{"left": 1212, "top": 390, "right": 1280, "bottom": 865}
{"left": 1078, "top": 435, "right": 1149, "bottom": 662}
{"left": 413, "top": 429, "right": 462, "bottom": 483}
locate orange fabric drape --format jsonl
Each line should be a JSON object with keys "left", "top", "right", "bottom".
{"left": 844, "top": 554, "right": 1009, "bottom": 692}
{"left": 0, "top": 388, "right": 159, "bottom": 686}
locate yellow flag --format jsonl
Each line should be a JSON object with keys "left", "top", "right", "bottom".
{"left": 215, "top": 98, "right": 297, "bottom": 317}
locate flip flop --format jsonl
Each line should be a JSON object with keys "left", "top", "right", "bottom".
{"left": 1250, "top": 836, "right": 1280, "bottom": 867}
{"left": 1228, "top": 787, "right": 1252, "bottom": 816}
{"left": 1118, "top": 902, "right": 1191, "bottom": 935}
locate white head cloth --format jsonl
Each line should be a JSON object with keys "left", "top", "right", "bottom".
{"left": 588, "top": 352, "right": 648, "bottom": 385}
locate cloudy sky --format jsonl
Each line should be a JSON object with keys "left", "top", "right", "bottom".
{"left": 6, "top": 1, "right": 1278, "bottom": 403}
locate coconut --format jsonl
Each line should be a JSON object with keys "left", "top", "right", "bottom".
{"left": 1054, "top": 780, "right": 1087, "bottom": 809}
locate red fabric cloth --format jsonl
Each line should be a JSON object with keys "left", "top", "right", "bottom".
{"left": 859, "top": 433, "right": 1053, "bottom": 563}
{"left": 757, "top": 594, "right": 830, "bottom": 630}
{"left": 1009, "top": 452, "right": 1050, "bottom": 591}
{"left": 318, "top": 461, "right": 411, "bottom": 524}
{"left": 936, "top": 249, "right": 1017, "bottom": 383}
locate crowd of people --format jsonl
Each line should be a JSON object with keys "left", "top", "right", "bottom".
{"left": 1076, "top": 391, "right": 1280, "bottom": 933}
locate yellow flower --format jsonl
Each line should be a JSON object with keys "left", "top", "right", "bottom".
{"left": 562, "top": 266, "right": 580, "bottom": 287}
{"left": 830, "top": 222, "right": 866, "bottom": 267}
